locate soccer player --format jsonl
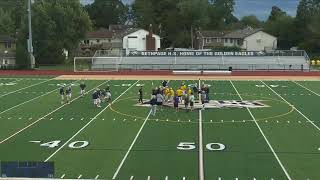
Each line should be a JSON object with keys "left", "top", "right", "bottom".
{"left": 173, "top": 93, "right": 180, "bottom": 112}
{"left": 150, "top": 95, "right": 157, "bottom": 116}
{"left": 162, "top": 80, "right": 168, "bottom": 87}
{"left": 201, "top": 91, "right": 206, "bottom": 110}
{"left": 156, "top": 92, "right": 164, "bottom": 111}
{"left": 96, "top": 88, "right": 102, "bottom": 107}
{"left": 65, "top": 86, "right": 72, "bottom": 104}
{"left": 105, "top": 90, "right": 112, "bottom": 103}
{"left": 169, "top": 88, "right": 174, "bottom": 102}
{"left": 80, "top": 82, "right": 86, "bottom": 97}
{"left": 176, "top": 88, "right": 183, "bottom": 102}
{"left": 92, "top": 90, "right": 98, "bottom": 107}
{"left": 59, "top": 86, "right": 65, "bottom": 104}
{"left": 138, "top": 86, "right": 143, "bottom": 104}
{"left": 184, "top": 93, "right": 189, "bottom": 112}
{"left": 189, "top": 92, "right": 195, "bottom": 111}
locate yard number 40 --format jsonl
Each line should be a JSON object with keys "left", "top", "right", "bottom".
{"left": 39, "top": 140, "right": 89, "bottom": 149}
{"left": 177, "top": 142, "right": 225, "bottom": 151}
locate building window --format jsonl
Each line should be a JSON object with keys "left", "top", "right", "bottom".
{"left": 217, "top": 38, "right": 221, "bottom": 42}
{"left": 206, "top": 38, "right": 211, "bottom": 43}
{"left": 224, "top": 38, "right": 228, "bottom": 43}
{"left": 230, "top": 39, "right": 234, "bottom": 43}
{"left": 84, "top": 40, "right": 89, "bottom": 44}
{"left": 108, "top": 39, "right": 111, "bottom": 42}
{"left": 96, "top": 39, "right": 100, "bottom": 43}
{"left": 257, "top": 39, "right": 262, "bottom": 43}
{"left": 4, "top": 42, "right": 11, "bottom": 48}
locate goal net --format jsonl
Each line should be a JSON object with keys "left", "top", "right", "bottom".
{"left": 74, "top": 50, "right": 122, "bottom": 72}
{"left": 74, "top": 57, "right": 121, "bottom": 72}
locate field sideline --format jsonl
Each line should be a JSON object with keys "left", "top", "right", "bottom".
{"left": 0, "top": 76, "right": 320, "bottom": 180}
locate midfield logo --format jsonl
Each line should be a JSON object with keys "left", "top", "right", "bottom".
{"left": 135, "top": 100, "right": 268, "bottom": 109}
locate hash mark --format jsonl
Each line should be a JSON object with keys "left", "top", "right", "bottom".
{"left": 59, "top": 118, "right": 63, "bottom": 121}
{"left": 94, "top": 175, "right": 99, "bottom": 179}
{"left": 60, "top": 174, "right": 65, "bottom": 179}
{"left": 77, "top": 174, "right": 82, "bottom": 179}
{"left": 147, "top": 176, "right": 151, "bottom": 180}
{"left": 165, "top": 176, "right": 168, "bottom": 180}
{"left": 130, "top": 176, "right": 134, "bottom": 180}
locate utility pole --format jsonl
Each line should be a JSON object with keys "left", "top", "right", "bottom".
{"left": 27, "top": 0, "right": 35, "bottom": 68}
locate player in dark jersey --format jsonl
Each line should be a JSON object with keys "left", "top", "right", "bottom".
{"left": 65, "top": 86, "right": 72, "bottom": 104}
{"left": 138, "top": 86, "right": 143, "bottom": 104}
{"left": 59, "top": 86, "right": 65, "bottom": 104}
{"left": 80, "top": 82, "right": 86, "bottom": 97}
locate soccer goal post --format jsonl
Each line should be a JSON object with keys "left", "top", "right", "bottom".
{"left": 73, "top": 56, "right": 121, "bottom": 72}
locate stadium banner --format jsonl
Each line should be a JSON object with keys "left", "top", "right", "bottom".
{"left": 128, "top": 51, "right": 264, "bottom": 57}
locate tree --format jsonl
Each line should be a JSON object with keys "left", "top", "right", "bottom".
{"left": 240, "top": 15, "right": 262, "bottom": 28}
{"left": 268, "top": 6, "right": 287, "bottom": 21}
{"left": 85, "top": 0, "right": 128, "bottom": 29}
{"left": 0, "top": 8, "right": 15, "bottom": 35}
{"left": 207, "top": 0, "right": 236, "bottom": 29}
{"left": 295, "top": 0, "right": 320, "bottom": 52}
{"left": 24, "top": 0, "right": 92, "bottom": 64}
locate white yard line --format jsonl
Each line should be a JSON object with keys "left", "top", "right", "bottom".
{"left": 198, "top": 77, "right": 204, "bottom": 180}
{"left": 0, "top": 81, "right": 78, "bottom": 115}
{"left": 292, "top": 81, "right": 320, "bottom": 97}
{"left": 45, "top": 80, "right": 139, "bottom": 162}
{"left": 112, "top": 109, "right": 152, "bottom": 180}
{"left": 261, "top": 81, "right": 320, "bottom": 132}
{"left": 230, "top": 80, "right": 292, "bottom": 180}
{"left": 0, "top": 78, "right": 53, "bottom": 98}
{"left": 198, "top": 109, "right": 204, "bottom": 180}
{"left": 0, "top": 81, "right": 108, "bottom": 144}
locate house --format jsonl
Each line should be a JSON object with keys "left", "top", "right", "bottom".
{"left": 0, "top": 35, "right": 16, "bottom": 67}
{"left": 196, "top": 27, "right": 277, "bottom": 51}
{"left": 79, "top": 25, "right": 161, "bottom": 56}
{"left": 122, "top": 28, "right": 161, "bottom": 55}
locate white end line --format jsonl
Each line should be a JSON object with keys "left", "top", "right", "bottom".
{"left": 262, "top": 81, "right": 320, "bottom": 132}
{"left": 112, "top": 109, "right": 152, "bottom": 179}
{"left": 0, "top": 81, "right": 107, "bottom": 144}
{"left": 230, "top": 80, "right": 292, "bottom": 180}
{"left": 292, "top": 81, "right": 320, "bottom": 97}
{"left": 0, "top": 78, "right": 53, "bottom": 98}
{"left": 45, "top": 80, "right": 139, "bottom": 162}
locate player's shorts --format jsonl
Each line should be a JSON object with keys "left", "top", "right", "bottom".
{"left": 190, "top": 102, "right": 194, "bottom": 107}
{"left": 174, "top": 103, "right": 178, "bottom": 108}
{"left": 81, "top": 90, "right": 85, "bottom": 94}
{"left": 66, "top": 94, "right": 72, "bottom": 98}
{"left": 93, "top": 99, "right": 97, "bottom": 105}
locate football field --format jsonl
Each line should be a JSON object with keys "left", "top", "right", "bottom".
{"left": 1, "top": 76, "right": 320, "bottom": 180}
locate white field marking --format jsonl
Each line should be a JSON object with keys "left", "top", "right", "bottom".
{"left": 60, "top": 118, "right": 64, "bottom": 121}
{"left": 94, "top": 175, "right": 99, "bottom": 179}
{"left": 0, "top": 88, "right": 57, "bottom": 114}
{"left": 198, "top": 110, "right": 204, "bottom": 180}
{"left": 0, "top": 81, "right": 109, "bottom": 145}
{"left": 230, "top": 80, "right": 292, "bottom": 180}
{"left": 261, "top": 81, "right": 320, "bottom": 132}
{"left": 130, "top": 176, "right": 134, "bottom": 180}
{"left": 70, "top": 118, "right": 74, "bottom": 121}
{"left": 292, "top": 81, "right": 320, "bottom": 97}
{"left": 45, "top": 80, "right": 139, "bottom": 162}
{"left": 81, "top": 118, "right": 84, "bottom": 121}
{"left": 0, "top": 81, "right": 77, "bottom": 115}
{"left": 218, "top": 177, "right": 221, "bottom": 180}
{"left": 235, "top": 178, "right": 238, "bottom": 180}
{"left": 77, "top": 174, "right": 82, "bottom": 179}
{"left": 165, "top": 176, "right": 168, "bottom": 180}
{"left": 0, "top": 78, "right": 53, "bottom": 98}
{"left": 60, "top": 174, "right": 65, "bottom": 179}
{"left": 147, "top": 176, "right": 151, "bottom": 180}
{"left": 112, "top": 109, "right": 152, "bottom": 179}
{"left": 182, "top": 177, "right": 186, "bottom": 180}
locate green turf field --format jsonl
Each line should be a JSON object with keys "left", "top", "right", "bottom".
{"left": 0, "top": 77, "right": 320, "bottom": 180}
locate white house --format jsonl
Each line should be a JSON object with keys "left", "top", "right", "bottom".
{"left": 197, "top": 27, "right": 277, "bottom": 51}
{"left": 80, "top": 27, "right": 161, "bottom": 56}
{"left": 123, "top": 29, "right": 161, "bottom": 55}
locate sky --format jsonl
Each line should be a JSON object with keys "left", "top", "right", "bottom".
{"left": 80, "top": 0, "right": 300, "bottom": 21}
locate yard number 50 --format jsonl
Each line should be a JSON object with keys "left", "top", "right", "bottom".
{"left": 177, "top": 142, "right": 225, "bottom": 151}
